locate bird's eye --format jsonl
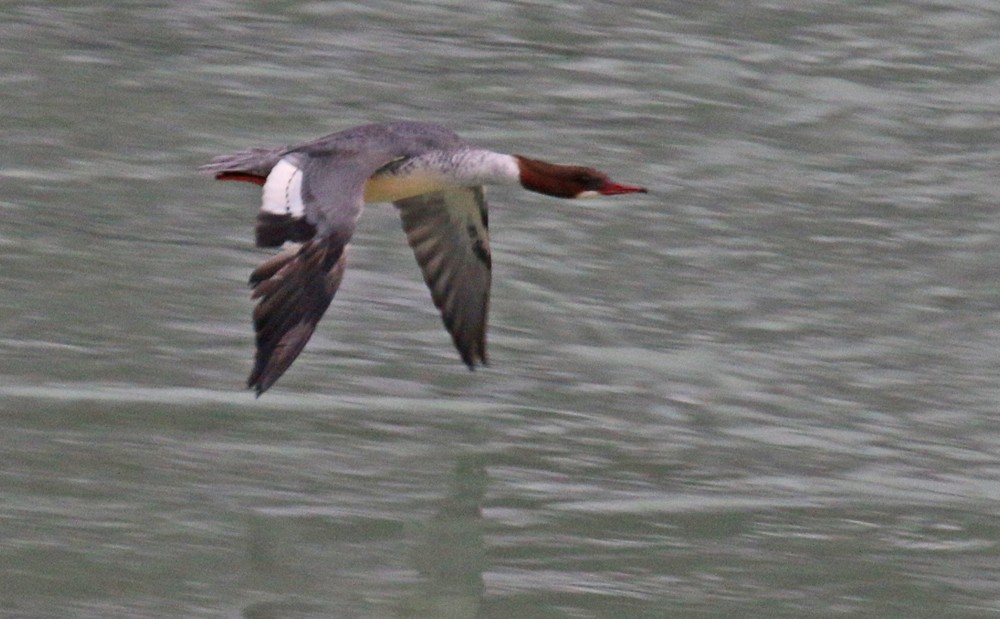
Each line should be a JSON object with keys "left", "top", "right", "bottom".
{"left": 577, "top": 173, "right": 605, "bottom": 190}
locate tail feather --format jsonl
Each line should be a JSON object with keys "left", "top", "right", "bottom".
{"left": 216, "top": 172, "right": 266, "bottom": 185}
{"left": 199, "top": 147, "right": 286, "bottom": 183}
{"left": 247, "top": 240, "right": 349, "bottom": 396}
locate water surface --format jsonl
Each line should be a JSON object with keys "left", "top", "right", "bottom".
{"left": 2, "top": 1, "right": 1000, "bottom": 617}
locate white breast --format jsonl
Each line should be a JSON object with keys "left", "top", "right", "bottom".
{"left": 261, "top": 158, "right": 305, "bottom": 217}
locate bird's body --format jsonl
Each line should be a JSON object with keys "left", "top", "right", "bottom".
{"left": 200, "top": 121, "right": 646, "bottom": 395}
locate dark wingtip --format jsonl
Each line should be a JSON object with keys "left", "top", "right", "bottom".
{"left": 243, "top": 241, "right": 348, "bottom": 397}
{"left": 247, "top": 361, "right": 269, "bottom": 397}
{"left": 459, "top": 348, "right": 488, "bottom": 371}
{"left": 248, "top": 370, "right": 263, "bottom": 396}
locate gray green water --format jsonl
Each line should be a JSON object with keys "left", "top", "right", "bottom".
{"left": 3, "top": 1, "right": 1000, "bottom": 617}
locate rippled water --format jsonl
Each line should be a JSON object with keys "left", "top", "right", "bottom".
{"left": 3, "top": 1, "right": 1000, "bottom": 617}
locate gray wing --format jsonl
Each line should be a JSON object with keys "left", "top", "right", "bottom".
{"left": 395, "top": 187, "right": 491, "bottom": 368}
{"left": 247, "top": 153, "right": 382, "bottom": 395}
{"left": 298, "top": 151, "right": 379, "bottom": 234}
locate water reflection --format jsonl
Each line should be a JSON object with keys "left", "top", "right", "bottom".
{"left": 236, "top": 445, "right": 488, "bottom": 618}
{"left": 401, "top": 454, "right": 487, "bottom": 618}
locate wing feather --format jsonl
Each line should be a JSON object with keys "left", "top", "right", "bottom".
{"left": 247, "top": 240, "right": 350, "bottom": 395}
{"left": 395, "top": 187, "right": 491, "bottom": 367}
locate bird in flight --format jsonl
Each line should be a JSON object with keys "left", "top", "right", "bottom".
{"left": 200, "top": 121, "right": 647, "bottom": 395}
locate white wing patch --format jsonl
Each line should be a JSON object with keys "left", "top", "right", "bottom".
{"left": 261, "top": 158, "right": 305, "bottom": 217}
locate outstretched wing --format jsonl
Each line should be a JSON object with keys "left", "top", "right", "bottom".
{"left": 247, "top": 239, "right": 348, "bottom": 395}
{"left": 246, "top": 153, "right": 378, "bottom": 395}
{"left": 395, "top": 187, "right": 491, "bottom": 368}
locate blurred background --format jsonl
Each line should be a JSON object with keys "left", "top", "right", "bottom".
{"left": 2, "top": 1, "right": 1000, "bottom": 617}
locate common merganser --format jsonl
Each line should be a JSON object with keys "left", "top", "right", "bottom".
{"left": 200, "top": 121, "right": 647, "bottom": 395}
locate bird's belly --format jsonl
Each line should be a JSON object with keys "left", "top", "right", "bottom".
{"left": 363, "top": 171, "right": 448, "bottom": 203}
